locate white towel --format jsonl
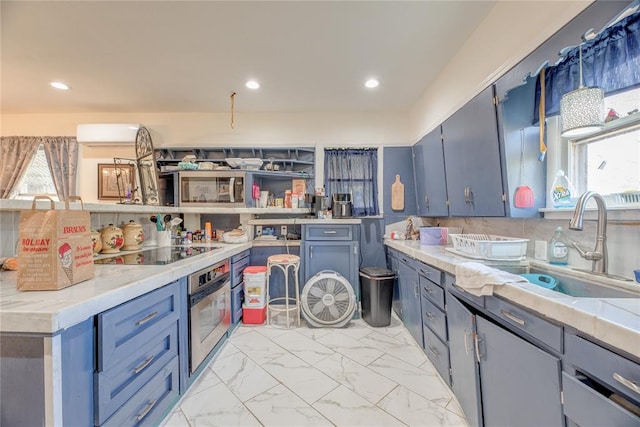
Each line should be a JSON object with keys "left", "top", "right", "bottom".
{"left": 455, "top": 262, "right": 528, "bottom": 296}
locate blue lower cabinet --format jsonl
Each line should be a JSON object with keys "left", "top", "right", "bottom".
{"left": 102, "top": 357, "right": 180, "bottom": 427}
{"left": 231, "top": 285, "right": 244, "bottom": 324}
{"left": 397, "top": 256, "right": 422, "bottom": 347}
{"left": 477, "top": 316, "right": 563, "bottom": 427}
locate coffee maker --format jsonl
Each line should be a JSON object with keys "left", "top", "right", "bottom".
{"left": 308, "top": 194, "right": 328, "bottom": 216}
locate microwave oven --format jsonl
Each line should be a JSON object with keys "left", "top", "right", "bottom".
{"left": 163, "top": 171, "right": 248, "bottom": 207}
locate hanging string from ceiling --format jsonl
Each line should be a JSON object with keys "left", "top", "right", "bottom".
{"left": 230, "top": 92, "right": 236, "bottom": 129}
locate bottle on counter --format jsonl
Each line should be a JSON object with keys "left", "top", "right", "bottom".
{"left": 549, "top": 226, "right": 570, "bottom": 265}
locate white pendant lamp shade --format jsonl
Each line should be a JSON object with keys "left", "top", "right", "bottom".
{"left": 560, "top": 44, "right": 605, "bottom": 138}
{"left": 560, "top": 86, "right": 605, "bottom": 137}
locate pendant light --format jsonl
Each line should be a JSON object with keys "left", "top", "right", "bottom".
{"left": 560, "top": 44, "right": 605, "bottom": 138}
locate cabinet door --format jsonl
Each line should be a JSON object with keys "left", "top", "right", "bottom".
{"left": 412, "top": 138, "right": 427, "bottom": 216}
{"left": 442, "top": 86, "right": 505, "bottom": 217}
{"left": 477, "top": 316, "right": 563, "bottom": 427}
{"left": 398, "top": 258, "right": 423, "bottom": 347}
{"left": 447, "top": 292, "right": 483, "bottom": 427}
{"left": 386, "top": 249, "right": 402, "bottom": 317}
{"left": 418, "top": 126, "right": 449, "bottom": 217}
{"left": 304, "top": 242, "right": 359, "bottom": 301}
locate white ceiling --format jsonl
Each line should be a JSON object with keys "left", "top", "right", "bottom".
{"left": 1, "top": 1, "right": 496, "bottom": 115}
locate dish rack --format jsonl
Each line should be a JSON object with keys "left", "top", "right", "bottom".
{"left": 448, "top": 234, "right": 529, "bottom": 260}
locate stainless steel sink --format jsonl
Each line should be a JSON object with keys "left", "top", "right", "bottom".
{"left": 528, "top": 267, "right": 640, "bottom": 299}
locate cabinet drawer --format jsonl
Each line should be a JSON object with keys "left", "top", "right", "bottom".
{"left": 231, "top": 285, "right": 244, "bottom": 324}
{"left": 95, "top": 323, "right": 178, "bottom": 425}
{"left": 231, "top": 249, "right": 250, "bottom": 264}
{"left": 97, "top": 283, "right": 180, "bottom": 371}
{"left": 565, "top": 333, "right": 640, "bottom": 402}
{"left": 416, "top": 263, "right": 442, "bottom": 285}
{"left": 563, "top": 373, "right": 640, "bottom": 427}
{"left": 231, "top": 255, "right": 250, "bottom": 288}
{"left": 102, "top": 357, "right": 180, "bottom": 427}
{"left": 423, "top": 324, "right": 450, "bottom": 385}
{"left": 421, "top": 295, "right": 447, "bottom": 342}
{"left": 305, "top": 225, "right": 353, "bottom": 240}
{"left": 485, "top": 297, "right": 562, "bottom": 353}
{"left": 420, "top": 275, "right": 444, "bottom": 309}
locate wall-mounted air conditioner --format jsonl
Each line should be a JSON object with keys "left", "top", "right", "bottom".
{"left": 76, "top": 124, "right": 141, "bottom": 146}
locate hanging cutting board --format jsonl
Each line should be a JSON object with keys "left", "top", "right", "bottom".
{"left": 391, "top": 174, "right": 405, "bottom": 210}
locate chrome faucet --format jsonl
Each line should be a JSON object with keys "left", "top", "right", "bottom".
{"left": 569, "top": 191, "right": 608, "bottom": 275}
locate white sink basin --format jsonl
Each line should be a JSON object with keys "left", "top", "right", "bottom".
{"left": 528, "top": 267, "right": 640, "bottom": 299}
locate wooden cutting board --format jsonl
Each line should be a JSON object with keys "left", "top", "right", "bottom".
{"left": 391, "top": 174, "right": 404, "bottom": 210}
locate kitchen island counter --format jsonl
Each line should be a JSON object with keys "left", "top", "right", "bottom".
{"left": 0, "top": 243, "right": 251, "bottom": 334}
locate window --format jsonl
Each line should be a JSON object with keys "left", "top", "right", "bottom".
{"left": 12, "top": 145, "right": 59, "bottom": 200}
{"left": 324, "top": 148, "right": 379, "bottom": 216}
{"left": 569, "top": 88, "right": 640, "bottom": 206}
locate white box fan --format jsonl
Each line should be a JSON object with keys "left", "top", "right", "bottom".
{"left": 301, "top": 270, "right": 356, "bottom": 328}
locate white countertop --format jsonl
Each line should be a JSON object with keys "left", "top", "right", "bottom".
{"left": 0, "top": 243, "right": 251, "bottom": 334}
{"left": 385, "top": 239, "right": 640, "bottom": 358}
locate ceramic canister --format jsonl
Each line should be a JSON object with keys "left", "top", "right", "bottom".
{"left": 91, "top": 230, "right": 102, "bottom": 256}
{"left": 100, "top": 224, "right": 124, "bottom": 254}
{"left": 121, "top": 220, "right": 144, "bottom": 251}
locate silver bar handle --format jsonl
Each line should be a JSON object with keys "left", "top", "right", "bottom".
{"left": 424, "top": 312, "right": 434, "bottom": 320}
{"left": 136, "top": 399, "right": 158, "bottom": 422}
{"left": 132, "top": 355, "right": 155, "bottom": 375}
{"left": 613, "top": 373, "right": 640, "bottom": 395}
{"left": 229, "top": 177, "right": 235, "bottom": 203}
{"left": 136, "top": 311, "right": 159, "bottom": 326}
{"left": 474, "top": 333, "right": 483, "bottom": 363}
{"left": 500, "top": 310, "right": 526, "bottom": 326}
{"left": 310, "top": 246, "right": 313, "bottom": 259}
{"left": 414, "top": 283, "right": 419, "bottom": 299}
{"left": 323, "top": 230, "right": 337, "bottom": 234}
{"left": 424, "top": 194, "right": 430, "bottom": 208}
{"left": 428, "top": 346, "right": 440, "bottom": 357}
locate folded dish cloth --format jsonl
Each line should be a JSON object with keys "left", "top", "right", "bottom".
{"left": 455, "top": 262, "right": 528, "bottom": 296}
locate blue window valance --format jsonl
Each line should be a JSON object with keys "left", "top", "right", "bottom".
{"left": 534, "top": 10, "right": 640, "bottom": 122}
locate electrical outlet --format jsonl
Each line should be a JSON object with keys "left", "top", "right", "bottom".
{"left": 281, "top": 225, "right": 288, "bottom": 236}
{"left": 256, "top": 225, "right": 262, "bottom": 236}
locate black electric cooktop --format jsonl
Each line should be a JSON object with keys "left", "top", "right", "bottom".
{"left": 94, "top": 246, "right": 216, "bottom": 266}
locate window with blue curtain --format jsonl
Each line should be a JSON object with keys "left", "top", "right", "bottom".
{"left": 324, "top": 148, "right": 379, "bottom": 216}
{"left": 534, "top": 9, "right": 640, "bottom": 122}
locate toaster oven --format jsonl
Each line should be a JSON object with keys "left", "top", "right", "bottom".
{"left": 163, "top": 171, "right": 248, "bottom": 207}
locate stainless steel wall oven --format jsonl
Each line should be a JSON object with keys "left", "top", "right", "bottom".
{"left": 188, "top": 260, "right": 231, "bottom": 373}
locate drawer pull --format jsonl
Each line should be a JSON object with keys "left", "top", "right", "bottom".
{"left": 414, "top": 283, "right": 419, "bottom": 299}
{"left": 136, "top": 311, "right": 159, "bottom": 326}
{"left": 424, "top": 311, "right": 434, "bottom": 320}
{"left": 323, "top": 230, "right": 337, "bottom": 234}
{"left": 613, "top": 373, "right": 640, "bottom": 395}
{"left": 424, "top": 286, "right": 434, "bottom": 295}
{"left": 136, "top": 398, "right": 158, "bottom": 422}
{"left": 428, "top": 346, "right": 440, "bottom": 357}
{"left": 132, "top": 355, "right": 155, "bottom": 375}
{"left": 420, "top": 269, "right": 431, "bottom": 278}
{"left": 500, "top": 310, "right": 526, "bottom": 326}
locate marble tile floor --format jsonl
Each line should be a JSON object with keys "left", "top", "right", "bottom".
{"left": 160, "top": 315, "right": 469, "bottom": 427}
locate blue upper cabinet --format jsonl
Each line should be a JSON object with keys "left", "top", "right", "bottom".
{"left": 382, "top": 146, "right": 417, "bottom": 221}
{"left": 413, "top": 126, "right": 448, "bottom": 217}
{"left": 442, "top": 86, "right": 506, "bottom": 217}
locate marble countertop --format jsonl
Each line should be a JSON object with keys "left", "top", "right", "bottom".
{"left": 385, "top": 240, "right": 640, "bottom": 358}
{"left": 0, "top": 242, "right": 251, "bottom": 334}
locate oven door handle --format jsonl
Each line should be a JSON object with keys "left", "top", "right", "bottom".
{"left": 229, "top": 178, "right": 235, "bottom": 203}
{"left": 190, "top": 273, "right": 230, "bottom": 305}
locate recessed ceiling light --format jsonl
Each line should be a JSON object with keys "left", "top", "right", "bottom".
{"left": 245, "top": 80, "right": 260, "bottom": 90}
{"left": 365, "top": 79, "right": 379, "bottom": 89}
{"left": 50, "top": 81, "right": 70, "bottom": 90}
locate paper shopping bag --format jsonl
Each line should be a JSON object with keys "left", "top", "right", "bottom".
{"left": 17, "top": 196, "right": 95, "bottom": 291}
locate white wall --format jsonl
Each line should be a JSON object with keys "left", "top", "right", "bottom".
{"left": 409, "top": 1, "right": 592, "bottom": 141}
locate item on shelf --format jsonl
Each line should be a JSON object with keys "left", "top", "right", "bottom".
{"left": 549, "top": 170, "right": 576, "bottom": 208}
{"left": 198, "top": 162, "right": 215, "bottom": 170}
{"left": 121, "top": 220, "right": 144, "bottom": 251}
{"left": 549, "top": 226, "right": 570, "bottom": 265}
{"left": 91, "top": 230, "right": 102, "bottom": 256}
{"left": 100, "top": 224, "right": 124, "bottom": 254}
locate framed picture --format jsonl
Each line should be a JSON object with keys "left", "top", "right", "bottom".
{"left": 98, "top": 163, "right": 134, "bottom": 200}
